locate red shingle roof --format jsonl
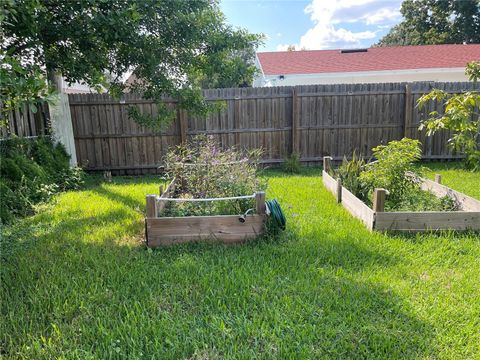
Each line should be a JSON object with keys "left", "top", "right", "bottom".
{"left": 257, "top": 44, "right": 480, "bottom": 75}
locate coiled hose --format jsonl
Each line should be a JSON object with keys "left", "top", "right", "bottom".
{"left": 265, "top": 199, "right": 286, "bottom": 231}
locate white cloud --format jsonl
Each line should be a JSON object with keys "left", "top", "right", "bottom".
{"left": 293, "top": 0, "right": 401, "bottom": 50}
{"left": 276, "top": 44, "right": 291, "bottom": 51}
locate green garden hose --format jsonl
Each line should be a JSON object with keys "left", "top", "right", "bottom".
{"left": 265, "top": 199, "right": 286, "bottom": 231}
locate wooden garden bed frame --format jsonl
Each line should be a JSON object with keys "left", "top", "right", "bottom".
{"left": 145, "top": 180, "right": 267, "bottom": 247}
{"left": 322, "top": 157, "right": 480, "bottom": 232}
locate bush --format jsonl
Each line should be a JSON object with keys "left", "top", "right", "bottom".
{"left": 333, "top": 152, "right": 369, "bottom": 203}
{"left": 360, "top": 138, "right": 422, "bottom": 208}
{"left": 283, "top": 152, "right": 302, "bottom": 174}
{"left": 0, "top": 136, "right": 84, "bottom": 224}
{"left": 417, "top": 61, "right": 480, "bottom": 170}
{"left": 333, "top": 139, "right": 458, "bottom": 212}
{"left": 163, "top": 135, "right": 266, "bottom": 216}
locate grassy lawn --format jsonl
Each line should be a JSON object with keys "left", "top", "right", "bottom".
{"left": 1, "top": 163, "right": 479, "bottom": 359}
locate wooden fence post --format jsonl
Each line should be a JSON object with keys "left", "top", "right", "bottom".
{"left": 336, "top": 178, "right": 342, "bottom": 203}
{"left": 323, "top": 156, "right": 332, "bottom": 173}
{"left": 234, "top": 89, "right": 241, "bottom": 147}
{"left": 146, "top": 195, "right": 158, "bottom": 218}
{"left": 373, "top": 188, "right": 386, "bottom": 212}
{"left": 435, "top": 174, "right": 442, "bottom": 184}
{"left": 291, "top": 87, "right": 299, "bottom": 155}
{"left": 403, "top": 84, "right": 412, "bottom": 139}
{"left": 159, "top": 185, "right": 164, "bottom": 196}
{"left": 255, "top": 192, "right": 266, "bottom": 215}
{"left": 178, "top": 109, "right": 187, "bottom": 144}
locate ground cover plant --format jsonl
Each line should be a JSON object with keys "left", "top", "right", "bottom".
{"left": 162, "top": 135, "right": 266, "bottom": 216}
{"left": 0, "top": 136, "right": 83, "bottom": 224}
{"left": 1, "top": 163, "right": 479, "bottom": 358}
{"left": 332, "top": 138, "right": 459, "bottom": 212}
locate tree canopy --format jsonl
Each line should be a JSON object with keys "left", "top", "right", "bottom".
{"left": 376, "top": 0, "right": 480, "bottom": 47}
{"left": 1, "top": 0, "right": 263, "bottom": 126}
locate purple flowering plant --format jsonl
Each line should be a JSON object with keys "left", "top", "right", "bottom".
{"left": 163, "top": 135, "right": 266, "bottom": 216}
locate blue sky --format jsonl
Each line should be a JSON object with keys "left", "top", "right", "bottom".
{"left": 220, "top": 0, "right": 403, "bottom": 52}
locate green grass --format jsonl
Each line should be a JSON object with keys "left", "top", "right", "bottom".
{"left": 1, "top": 164, "right": 479, "bottom": 359}
{"left": 421, "top": 162, "right": 480, "bottom": 200}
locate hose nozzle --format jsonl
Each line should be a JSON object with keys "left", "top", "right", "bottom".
{"left": 238, "top": 208, "right": 254, "bottom": 223}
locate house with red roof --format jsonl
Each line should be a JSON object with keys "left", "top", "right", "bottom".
{"left": 254, "top": 44, "right": 480, "bottom": 87}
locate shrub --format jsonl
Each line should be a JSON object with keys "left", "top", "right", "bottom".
{"left": 333, "top": 152, "right": 369, "bottom": 203}
{"left": 0, "top": 136, "right": 84, "bottom": 223}
{"left": 163, "top": 135, "right": 266, "bottom": 216}
{"left": 417, "top": 61, "right": 480, "bottom": 170}
{"left": 283, "top": 152, "right": 301, "bottom": 174}
{"left": 359, "top": 138, "right": 424, "bottom": 209}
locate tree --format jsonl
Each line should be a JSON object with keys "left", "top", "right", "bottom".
{"left": 417, "top": 62, "right": 480, "bottom": 170}
{"left": 376, "top": 0, "right": 480, "bottom": 46}
{"left": 0, "top": 1, "right": 56, "bottom": 123}
{"left": 1, "top": 0, "right": 263, "bottom": 127}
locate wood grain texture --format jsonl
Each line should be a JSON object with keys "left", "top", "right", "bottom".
{"left": 66, "top": 82, "right": 475, "bottom": 174}
{"left": 146, "top": 214, "right": 266, "bottom": 246}
{"left": 341, "top": 187, "right": 375, "bottom": 230}
{"left": 420, "top": 178, "right": 480, "bottom": 211}
{"left": 322, "top": 170, "right": 337, "bottom": 195}
{"left": 374, "top": 211, "right": 480, "bottom": 231}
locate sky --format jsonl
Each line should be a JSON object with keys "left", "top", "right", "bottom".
{"left": 220, "top": 0, "right": 403, "bottom": 52}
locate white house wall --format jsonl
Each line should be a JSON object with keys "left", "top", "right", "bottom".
{"left": 254, "top": 67, "right": 469, "bottom": 87}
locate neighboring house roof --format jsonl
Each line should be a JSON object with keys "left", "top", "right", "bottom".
{"left": 257, "top": 44, "right": 480, "bottom": 76}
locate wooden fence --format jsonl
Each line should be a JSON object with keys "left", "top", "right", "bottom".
{"left": 1, "top": 102, "right": 50, "bottom": 139}
{"left": 68, "top": 82, "right": 478, "bottom": 174}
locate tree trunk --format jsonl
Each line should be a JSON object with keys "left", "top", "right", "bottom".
{"left": 47, "top": 69, "right": 78, "bottom": 166}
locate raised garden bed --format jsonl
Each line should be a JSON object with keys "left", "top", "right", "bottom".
{"left": 145, "top": 180, "right": 267, "bottom": 247}
{"left": 322, "top": 157, "right": 480, "bottom": 232}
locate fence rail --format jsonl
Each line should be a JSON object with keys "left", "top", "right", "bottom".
{"left": 68, "top": 82, "right": 478, "bottom": 174}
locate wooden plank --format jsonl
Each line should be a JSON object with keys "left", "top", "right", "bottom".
{"left": 372, "top": 188, "right": 386, "bottom": 212}
{"left": 322, "top": 170, "right": 337, "bottom": 195}
{"left": 374, "top": 211, "right": 480, "bottom": 231}
{"left": 146, "top": 195, "right": 157, "bottom": 218}
{"left": 256, "top": 192, "right": 266, "bottom": 214}
{"left": 146, "top": 214, "right": 266, "bottom": 246}
{"left": 298, "top": 90, "right": 405, "bottom": 97}
{"left": 341, "top": 186, "right": 375, "bottom": 230}
{"left": 420, "top": 178, "right": 480, "bottom": 211}
{"left": 291, "top": 87, "right": 299, "bottom": 154}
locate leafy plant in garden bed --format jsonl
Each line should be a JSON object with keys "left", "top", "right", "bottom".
{"left": 162, "top": 135, "right": 267, "bottom": 216}
{"left": 331, "top": 138, "right": 459, "bottom": 212}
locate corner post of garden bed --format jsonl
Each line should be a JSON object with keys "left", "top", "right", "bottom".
{"left": 256, "top": 192, "right": 266, "bottom": 215}
{"left": 146, "top": 195, "right": 158, "bottom": 218}
{"left": 336, "top": 179, "right": 342, "bottom": 203}
{"left": 435, "top": 174, "right": 442, "bottom": 184}
{"left": 373, "top": 188, "right": 386, "bottom": 212}
{"left": 323, "top": 156, "right": 333, "bottom": 173}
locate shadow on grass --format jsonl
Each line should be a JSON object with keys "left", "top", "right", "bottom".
{"left": 1, "top": 182, "right": 436, "bottom": 358}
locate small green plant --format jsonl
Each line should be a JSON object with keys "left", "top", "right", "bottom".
{"left": 360, "top": 138, "right": 422, "bottom": 209}
{"left": 163, "top": 135, "right": 266, "bottom": 216}
{"left": 283, "top": 152, "right": 302, "bottom": 174}
{"left": 417, "top": 61, "right": 480, "bottom": 170}
{"left": 333, "top": 151, "right": 369, "bottom": 203}
{"left": 0, "top": 136, "right": 84, "bottom": 223}
{"left": 388, "top": 188, "right": 459, "bottom": 212}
